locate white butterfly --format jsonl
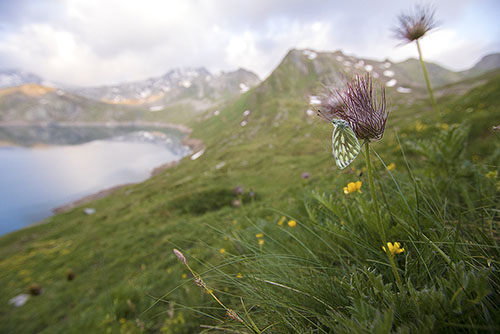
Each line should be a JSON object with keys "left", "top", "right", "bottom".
{"left": 331, "top": 119, "right": 361, "bottom": 169}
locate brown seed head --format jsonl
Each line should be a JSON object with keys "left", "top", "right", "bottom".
{"left": 393, "top": 4, "right": 439, "bottom": 43}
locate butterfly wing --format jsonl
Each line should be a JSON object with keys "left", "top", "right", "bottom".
{"left": 332, "top": 121, "right": 361, "bottom": 169}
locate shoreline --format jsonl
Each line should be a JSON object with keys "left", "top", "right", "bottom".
{"left": 50, "top": 129, "right": 204, "bottom": 214}
{"left": 0, "top": 121, "right": 204, "bottom": 219}
{"left": 53, "top": 137, "right": 204, "bottom": 214}
{"left": 0, "top": 120, "right": 192, "bottom": 134}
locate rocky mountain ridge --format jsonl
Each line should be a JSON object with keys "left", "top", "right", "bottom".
{"left": 1, "top": 50, "right": 499, "bottom": 125}
{"left": 69, "top": 67, "right": 260, "bottom": 106}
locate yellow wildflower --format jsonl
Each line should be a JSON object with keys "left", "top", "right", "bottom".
{"left": 387, "top": 163, "right": 396, "bottom": 171}
{"left": 415, "top": 120, "right": 427, "bottom": 132}
{"left": 255, "top": 233, "right": 264, "bottom": 238}
{"left": 219, "top": 248, "right": 226, "bottom": 254}
{"left": 288, "top": 220, "right": 297, "bottom": 228}
{"left": 119, "top": 318, "right": 126, "bottom": 324}
{"left": 485, "top": 170, "right": 498, "bottom": 179}
{"left": 277, "top": 216, "right": 286, "bottom": 226}
{"left": 232, "top": 219, "right": 238, "bottom": 225}
{"left": 343, "top": 181, "right": 362, "bottom": 194}
{"left": 258, "top": 239, "right": 265, "bottom": 245}
{"left": 382, "top": 242, "right": 404, "bottom": 255}
{"left": 181, "top": 273, "right": 188, "bottom": 279}
{"left": 236, "top": 272, "right": 243, "bottom": 278}
{"left": 440, "top": 123, "right": 449, "bottom": 130}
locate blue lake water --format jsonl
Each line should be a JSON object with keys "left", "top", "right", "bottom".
{"left": 0, "top": 126, "right": 190, "bottom": 236}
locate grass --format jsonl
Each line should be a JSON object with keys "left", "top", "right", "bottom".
{"left": 0, "top": 64, "right": 499, "bottom": 333}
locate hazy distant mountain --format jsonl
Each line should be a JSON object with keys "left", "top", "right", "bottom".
{"left": 0, "top": 67, "right": 260, "bottom": 124}
{"left": 69, "top": 67, "right": 261, "bottom": 109}
{"left": 0, "top": 69, "right": 44, "bottom": 88}
{"left": 0, "top": 84, "right": 144, "bottom": 124}
{"left": 461, "top": 53, "right": 500, "bottom": 78}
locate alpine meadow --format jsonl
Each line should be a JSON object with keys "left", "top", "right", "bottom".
{"left": 0, "top": 2, "right": 499, "bottom": 333}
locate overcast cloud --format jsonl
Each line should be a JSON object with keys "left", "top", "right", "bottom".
{"left": 0, "top": 0, "right": 498, "bottom": 86}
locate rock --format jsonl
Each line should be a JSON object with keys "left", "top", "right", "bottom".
{"left": 84, "top": 208, "right": 96, "bottom": 215}
{"left": 9, "top": 294, "right": 29, "bottom": 307}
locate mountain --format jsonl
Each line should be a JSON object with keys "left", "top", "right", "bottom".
{"left": 0, "top": 84, "right": 145, "bottom": 124}
{"left": 461, "top": 53, "right": 500, "bottom": 78}
{"left": 247, "top": 49, "right": 500, "bottom": 104}
{"left": 0, "top": 67, "right": 260, "bottom": 125}
{"left": 69, "top": 67, "right": 260, "bottom": 108}
{"left": 241, "top": 48, "right": 426, "bottom": 104}
{"left": 2, "top": 50, "right": 499, "bottom": 126}
{"left": 0, "top": 69, "right": 44, "bottom": 88}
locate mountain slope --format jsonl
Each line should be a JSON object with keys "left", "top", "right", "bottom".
{"left": 461, "top": 53, "right": 500, "bottom": 78}
{"left": 70, "top": 67, "right": 260, "bottom": 107}
{"left": 0, "top": 84, "right": 145, "bottom": 124}
{"left": 247, "top": 48, "right": 476, "bottom": 102}
{"left": 0, "top": 67, "right": 261, "bottom": 126}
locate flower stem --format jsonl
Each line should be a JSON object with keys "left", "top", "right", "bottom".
{"left": 365, "top": 142, "right": 386, "bottom": 244}
{"left": 416, "top": 39, "right": 437, "bottom": 113}
{"left": 365, "top": 142, "right": 403, "bottom": 290}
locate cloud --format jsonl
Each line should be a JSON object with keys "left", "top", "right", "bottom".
{"left": 0, "top": 0, "right": 498, "bottom": 86}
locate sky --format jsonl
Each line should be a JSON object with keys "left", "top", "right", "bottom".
{"left": 0, "top": 0, "right": 498, "bottom": 86}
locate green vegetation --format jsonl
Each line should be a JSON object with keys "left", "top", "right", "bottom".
{"left": 0, "top": 51, "right": 499, "bottom": 333}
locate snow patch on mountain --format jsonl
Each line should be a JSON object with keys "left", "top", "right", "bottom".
{"left": 383, "top": 70, "right": 395, "bottom": 77}
{"left": 179, "top": 80, "right": 192, "bottom": 88}
{"left": 239, "top": 83, "right": 249, "bottom": 93}
{"left": 386, "top": 79, "right": 397, "bottom": 87}
{"left": 303, "top": 50, "right": 318, "bottom": 60}
{"left": 396, "top": 87, "right": 412, "bottom": 93}
{"left": 309, "top": 96, "right": 321, "bottom": 105}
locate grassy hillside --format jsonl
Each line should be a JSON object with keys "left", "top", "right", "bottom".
{"left": 0, "top": 52, "right": 499, "bottom": 333}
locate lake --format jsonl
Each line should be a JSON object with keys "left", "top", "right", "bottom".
{"left": 0, "top": 125, "right": 190, "bottom": 235}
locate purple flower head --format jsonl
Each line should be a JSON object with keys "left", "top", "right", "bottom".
{"left": 318, "top": 90, "right": 346, "bottom": 123}
{"left": 301, "top": 172, "right": 310, "bottom": 179}
{"left": 320, "top": 74, "right": 389, "bottom": 141}
{"left": 232, "top": 185, "right": 244, "bottom": 195}
{"left": 393, "top": 4, "right": 439, "bottom": 43}
{"left": 173, "top": 248, "right": 187, "bottom": 265}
